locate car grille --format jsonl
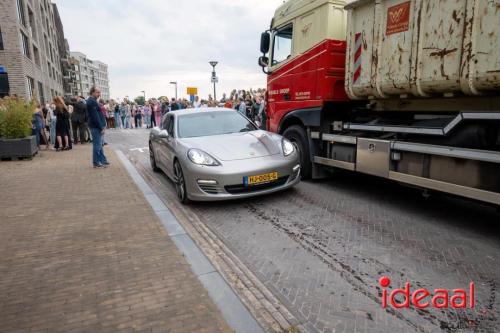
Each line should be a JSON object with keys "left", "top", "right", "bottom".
{"left": 224, "top": 176, "right": 289, "bottom": 194}
{"left": 198, "top": 184, "right": 223, "bottom": 195}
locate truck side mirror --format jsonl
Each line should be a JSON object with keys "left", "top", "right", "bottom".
{"left": 258, "top": 56, "right": 269, "bottom": 67}
{"left": 260, "top": 32, "right": 270, "bottom": 54}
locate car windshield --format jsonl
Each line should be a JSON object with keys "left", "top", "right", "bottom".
{"left": 177, "top": 111, "right": 257, "bottom": 138}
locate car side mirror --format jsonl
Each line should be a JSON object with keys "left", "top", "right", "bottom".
{"left": 159, "top": 129, "right": 169, "bottom": 138}
{"left": 260, "top": 32, "right": 270, "bottom": 54}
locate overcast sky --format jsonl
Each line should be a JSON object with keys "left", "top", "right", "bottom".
{"left": 53, "top": 0, "right": 285, "bottom": 100}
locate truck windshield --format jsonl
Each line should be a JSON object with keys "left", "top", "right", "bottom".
{"left": 272, "top": 24, "right": 293, "bottom": 65}
{"left": 177, "top": 111, "right": 257, "bottom": 138}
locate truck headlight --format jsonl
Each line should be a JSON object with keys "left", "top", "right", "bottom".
{"left": 187, "top": 149, "right": 220, "bottom": 166}
{"left": 282, "top": 138, "right": 295, "bottom": 156}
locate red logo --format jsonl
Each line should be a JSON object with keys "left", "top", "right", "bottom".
{"left": 386, "top": 2, "right": 411, "bottom": 35}
{"left": 379, "top": 276, "right": 475, "bottom": 309}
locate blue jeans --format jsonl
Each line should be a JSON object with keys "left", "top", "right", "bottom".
{"left": 90, "top": 127, "right": 108, "bottom": 166}
{"left": 114, "top": 112, "right": 121, "bottom": 128}
{"left": 32, "top": 127, "right": 41, "bottom": 146}
{"left": 50, "top": 120, "right": 56, "bottom": 145}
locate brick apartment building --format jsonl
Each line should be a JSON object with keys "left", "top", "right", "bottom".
{"left": 0, "top": 0, "right": 65, "bottom": 103}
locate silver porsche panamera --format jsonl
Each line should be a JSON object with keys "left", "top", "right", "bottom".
{"left": 149, "top": 108, "right": 301, "bottom": 203}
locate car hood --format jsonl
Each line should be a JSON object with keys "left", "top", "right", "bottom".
{"left": 182, "top": 131, "right": 282, "bottom": 161}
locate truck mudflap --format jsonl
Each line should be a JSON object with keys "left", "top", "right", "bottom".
{"left": 311, "top": 132, "right": 500, "bottom": 205}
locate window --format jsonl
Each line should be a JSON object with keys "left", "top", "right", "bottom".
{"left": 28, "top": 8, "right": 36, "bottom": 39}
{"left": 0, "top": 27, "right": 4, "bottom": 50}
{"left": 26, "top": 76, "right": 34, "bottom": 99}
{"left": 17, "top": 0, "right": 26, "bottom": 26}
{"left": 33, "top": 46, "right": 40, "bottom": 66}
{"left": 161, "top": 114, "right": 171, "bottom": 130}
{"left": 20, "top": 31, "right": 30, "bottom": 59}
{"left": 44, "top": 34, "right": 48, "bottom": 53}
{"left": 47, "top": 61, "right": 51, "bottom": 78}
{"left": 271, "top": 24, "right": 293, "bottom": 66}
{"left": 177, "top": 112, "right": 257, "bottom": 139}
{"left": 167, "top": 115, "right": 175, "bottom": 137}
{"left": 38, "top": 81, "right": 45, "bottom": 103}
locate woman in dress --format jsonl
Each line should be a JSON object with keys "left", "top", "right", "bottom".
{"left": 54, "top": 96, "right": 71, "bottom": 151}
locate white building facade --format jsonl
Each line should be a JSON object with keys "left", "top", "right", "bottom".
{"left": 70, "top": 51, "right": 110, "bottom": 100}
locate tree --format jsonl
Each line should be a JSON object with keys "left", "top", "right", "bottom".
{"left": 134, "top": 96, "right": 145, "bottom": 106}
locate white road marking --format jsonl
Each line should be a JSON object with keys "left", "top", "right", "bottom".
{"left": 129, "top": 147, "right": 149, "bottom": 153}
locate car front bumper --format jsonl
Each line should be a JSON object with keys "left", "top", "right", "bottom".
{"left": 182, "top": 153, "right": 301, "bottom": 201}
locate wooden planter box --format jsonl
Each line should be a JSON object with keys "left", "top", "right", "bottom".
{"left": 0, "top": 135, "right": 38, "bottom": 159}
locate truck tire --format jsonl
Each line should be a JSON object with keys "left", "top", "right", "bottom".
{"left": 283, "top": 125, "right": 312, "bottom": 179}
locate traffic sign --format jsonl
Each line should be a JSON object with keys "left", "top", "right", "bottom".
{"left": 187, "top": 87, "right": 198, "bottom": 95}
{"left": 211, "top": 77, "right": 219, "bottom": 83}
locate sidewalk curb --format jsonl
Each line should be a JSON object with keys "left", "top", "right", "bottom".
{"left": 115, "top": 150, "right": 265, "bottom": 333}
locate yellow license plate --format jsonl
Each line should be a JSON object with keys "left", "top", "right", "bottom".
{"left": 245, "top": 172, "right": 278, "bottom": 186}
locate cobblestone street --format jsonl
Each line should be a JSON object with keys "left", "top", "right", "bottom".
{"left": 109, "top": 129, "right": 500, "bottom": 333}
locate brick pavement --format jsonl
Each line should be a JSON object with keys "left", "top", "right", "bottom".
{"left": 0, "top": 146, "right": 232, "bottom": 333}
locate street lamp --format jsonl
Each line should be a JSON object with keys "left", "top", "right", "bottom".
{"left": 209, "top": 61, "right": 218, "bottom": 101}
{"left": 169, "top": 81, "right": 178, "bottom": 100}
{"left": 141, "top": 90, "right": 146, "bottom": 104}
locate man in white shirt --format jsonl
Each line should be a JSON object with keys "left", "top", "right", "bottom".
{"left": 238, "top": 97, "right": 246, "bottom": 116}
{"left": 193, "top": 96, "right": 202, "bottom": 108}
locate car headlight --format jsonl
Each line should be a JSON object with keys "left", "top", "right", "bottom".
{"left": 282, "top": 138, "right": 295, "bottom": 156}
{"left": 187, "top": 149, "right": 220, "bottom": 166}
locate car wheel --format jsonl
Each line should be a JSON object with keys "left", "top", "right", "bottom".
{"left": 149, "top": 142, "right": 160, "bottom": 172}
{"left": 174, "top": 160, "right": 190, "bottom": 204}
{"left": 282, "top": 125, "right": 311, "bottom": 179}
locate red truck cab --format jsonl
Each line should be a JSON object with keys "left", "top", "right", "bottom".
{"left": 259, "top": 0, "right": 349, "bottom": 134}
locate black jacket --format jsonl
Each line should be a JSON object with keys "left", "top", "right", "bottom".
{"left": 71, "top": 101, "right": 87, "bottom": 124}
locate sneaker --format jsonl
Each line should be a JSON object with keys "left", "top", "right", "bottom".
{"left": 103, "top": 162, "right": 110, "bottom": 166}
{"left": 93, "top": 164, "right": 106, "bottom": 169}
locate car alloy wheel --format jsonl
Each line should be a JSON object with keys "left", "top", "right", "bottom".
{"left": 174, "top": 161, "right": 189, "bottom": 204}
{"left": 149, "top": 143, "right": 160, "bottom": 172}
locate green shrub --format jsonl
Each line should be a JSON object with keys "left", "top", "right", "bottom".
{"left": 0, "top": 97, "right": 35, "bottom": 139}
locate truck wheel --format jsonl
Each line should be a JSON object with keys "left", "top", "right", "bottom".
{"left": 283, "top": 125, "right": 312, "bottom": 179}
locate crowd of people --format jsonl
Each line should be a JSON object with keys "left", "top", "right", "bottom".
{"left": 106, "top": 87, "right": 268, "bottom": 130}
{"left": 28, "top": 86, "right": 267, "bottom": 167}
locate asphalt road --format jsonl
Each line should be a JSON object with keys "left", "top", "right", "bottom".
{"left": 107, "top": 128, "right": 499, "bottom": 333}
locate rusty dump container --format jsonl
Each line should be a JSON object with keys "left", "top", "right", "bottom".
{"left": 344, "top": 0, "right": 500, "bottom": 100}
